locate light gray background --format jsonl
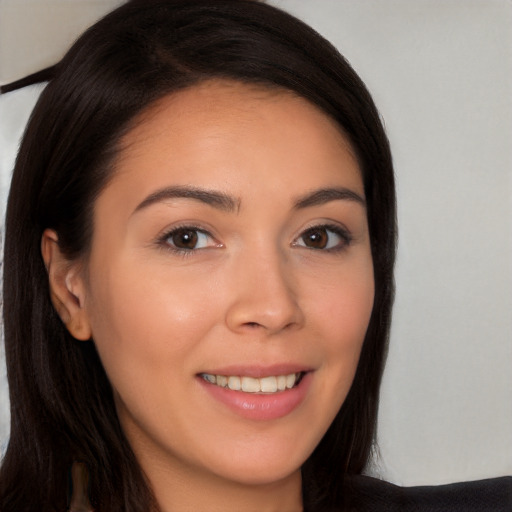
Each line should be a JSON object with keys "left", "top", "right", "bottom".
{"left": 1, "top": 0, "right": 511, "bottom": 486}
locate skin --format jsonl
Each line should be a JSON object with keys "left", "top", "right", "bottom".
{"left": 42, "top": 80, "right": 374, "bottom": 512}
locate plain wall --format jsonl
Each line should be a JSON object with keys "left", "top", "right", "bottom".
{"left": 1, "top": 0, "right": 511, "bottom": 486}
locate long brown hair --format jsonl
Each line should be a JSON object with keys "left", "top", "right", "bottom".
{"left": 1, "top": 1, "right": 396, "bottom": 510}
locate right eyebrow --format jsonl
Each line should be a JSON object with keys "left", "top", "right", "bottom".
{"left": 293, "top": 187, "right": 366, "bottom": 210}
{"left": 132, "top": 185, "right": 241, "bottom": 215}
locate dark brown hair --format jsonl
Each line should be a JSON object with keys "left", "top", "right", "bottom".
{"left": 0, "top": 1, "right": 396, "bottom": 510}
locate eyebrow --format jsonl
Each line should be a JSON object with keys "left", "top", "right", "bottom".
{"left": 133, "top": 185, "right": 240, "bottom": 214}
{"left": 132, "top": 184, "right": 365, "bottom": 216}
{"left": 293, "top": 187, "right": 366, "bottom": 209}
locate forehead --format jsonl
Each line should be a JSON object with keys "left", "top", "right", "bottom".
{"left": 115, "top": 79, "right": 358, "bottom": 175}
{"left": 100, "top": 79, "right": 363, "bottom": 215}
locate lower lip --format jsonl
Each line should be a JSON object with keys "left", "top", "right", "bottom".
{"left": 198, "top": 372, "right": 312, "bottom": 421}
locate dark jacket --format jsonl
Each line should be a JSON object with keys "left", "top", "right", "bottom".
{"left": 335, "top": 475, "right": 512, "bottom": 512}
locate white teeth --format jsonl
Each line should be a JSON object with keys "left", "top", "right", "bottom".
{"left": 216, "top": 375, "right": 228, "bottom": 387}
{"left": 227, "top": 376, "right": 241, "bottom": 391}
{"left": 260, "top": 376, "right": 277, "bottom": 393}
{"left": 286, "top": 373, "right": 296, "bottom": 389}
{"left": 241, "top": 376, "right": 260, "bottom": 392}
{"left": 202, "top": 372, "right": 301, "bottom": 393}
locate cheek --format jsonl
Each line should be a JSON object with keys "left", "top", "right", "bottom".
{"left": 310, "top": 255, "right": 374, "bottom": 342}
{"left": 289, "top": 257, "right": 374, "bottom": 451}
{"left": 308, "top": 256, "right": 374, "bottom": 387}
{"left": 83, "top": 260, "right": 221, "bottom": 391}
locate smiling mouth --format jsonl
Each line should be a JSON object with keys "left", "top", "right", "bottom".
{"left": 199, "top": 372, "right": 306, "bottom": 393}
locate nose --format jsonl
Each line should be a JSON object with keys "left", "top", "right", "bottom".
{"left": 225, "top": 248, "right": 304, "bottom": 335}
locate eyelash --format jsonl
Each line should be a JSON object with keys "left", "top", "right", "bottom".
{"left": 156, "top": 224, "right": 219, "bottom": 257}
{"left": 156, "top": 223, "right": 352, "bottom": 256}
{"left": 294, "top": 223, "right": 353, "bottom": 253}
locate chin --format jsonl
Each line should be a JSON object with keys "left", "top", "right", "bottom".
{"left": 195, "top": 436, "right": 315, "bottom": 487}
{"left": 213, "top": 462, "right": 302, "bottom": 487}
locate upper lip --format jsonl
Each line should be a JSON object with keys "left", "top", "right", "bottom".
{"left": 198, "top": 364, "right": 313, "bottom": 378}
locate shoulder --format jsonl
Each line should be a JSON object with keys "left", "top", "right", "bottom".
{"left": 337, "top": 474, "right": 512, "bottom": 512}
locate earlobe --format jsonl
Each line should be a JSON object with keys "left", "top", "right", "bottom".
{"left": 41, "top": 229, "right": 92, "bottom": 341}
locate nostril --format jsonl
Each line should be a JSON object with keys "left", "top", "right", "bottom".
{"left": 243, "top": 320, "right": 296, "bottom": 332}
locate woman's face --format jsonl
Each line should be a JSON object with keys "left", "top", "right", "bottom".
{"left": 77, "top": 81, "right": 374, "bottom": 488}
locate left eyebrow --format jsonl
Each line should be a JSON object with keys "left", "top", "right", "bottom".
{"left": 293, "top": 187, "right": 366, "bottom": 209}
{"left": 132, "top": 185, "right": 240, "bottom": 215}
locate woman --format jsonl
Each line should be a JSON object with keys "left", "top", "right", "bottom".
{"left": 0, "top": 0, "right": 396, "bottom": 510}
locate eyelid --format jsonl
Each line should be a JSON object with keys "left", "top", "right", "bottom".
{"left": 292, "top": 222, "right": 353, "bottom": 251}
{"left": 153, "top": 220, "right": 352, "bottom": 255}
{"left": 155, "top": 223, "right": 221, "bottom": 254}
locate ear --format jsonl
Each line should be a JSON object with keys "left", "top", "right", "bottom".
{"left": 41, "top": 229, "right": 92, "bottom": 341}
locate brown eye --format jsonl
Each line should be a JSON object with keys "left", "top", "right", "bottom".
{"left": 161, "top": 226, "right": 218, "bottom": 253}
{"left": 170, "top": 229, "right": 199, "bottom": 249}
{"left": 295, "top": 225, "right": 351, "bottom": 251}
{"left": 302, "top": 228, "right": 329, "bottom": 249}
